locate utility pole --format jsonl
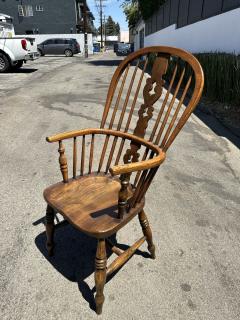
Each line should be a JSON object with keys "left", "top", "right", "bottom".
{"left": 83, "top": 0, "right": 88, "bottom": 58}
{"left": 95, "top": 0, "right": 106, "bottom": 50}
{"left": 104, "top": 15, "right": 107, "bottom": 50}
{"left": 100, "top": 0, "right": 103, "bottom": 50}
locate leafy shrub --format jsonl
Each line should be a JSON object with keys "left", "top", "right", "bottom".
{"left": 195, "top": 52, "right": 240, "bottom": 105}
{"left": 149, "top": 52, "right": 240, "bottom": 106}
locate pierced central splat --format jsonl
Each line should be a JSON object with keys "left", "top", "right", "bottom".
{"left": 123, "top": 55, "right": 169, "bottom": 166}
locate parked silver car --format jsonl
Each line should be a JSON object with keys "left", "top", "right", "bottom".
{"left": 37, "top": 38, "right": 80, "bottom": 57}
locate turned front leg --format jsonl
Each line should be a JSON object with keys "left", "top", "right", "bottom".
{"left": 139, "top": 210, "right": 156, "bottom": 259}
{"left": 45, "top": 205, "right": 55, "bottom": 256}
{"left": 95, "top": 239, "right": 107, "bottom": 315}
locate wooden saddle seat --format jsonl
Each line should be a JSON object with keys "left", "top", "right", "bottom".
{"left": 44, "top": 173, "right": 144, "bottom": 238}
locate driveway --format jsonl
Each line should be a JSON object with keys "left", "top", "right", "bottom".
{"left": 0, "top": 52, "right": 240, "bottom": 320}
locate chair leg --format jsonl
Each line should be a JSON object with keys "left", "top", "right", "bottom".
{"left": 95, "top": 238, "right": 107, "bottom": 315}
{"left": 45, "top": 204, "right": 55, "bottom": 257}
{"left": 138, "top": 210, "right": 156, "bottom": 259}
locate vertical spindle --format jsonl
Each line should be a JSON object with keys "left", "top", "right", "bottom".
{"left": 105, "top": 137, "right": 118, "bottom": 173}
{"left": 98, "top": 135, "right": 110, "bottom": 172}
{"left": 89, "top": 134, "right": 94, "bottom": 174}
{"left": 81, "top": 135, "right": 85, "bottom": 176}
{"left": 73, "top": 137, "right": 77, "bottom": 179}
{"left": 114, "top": 138, "right": 125, "bottom": 165}
{"left": 155, "top": 67, "right": 186, "bottom": 145}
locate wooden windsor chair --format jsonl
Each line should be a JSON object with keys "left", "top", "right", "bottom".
{"left": 43, "top": 46, "right": 204, "bottom": 314}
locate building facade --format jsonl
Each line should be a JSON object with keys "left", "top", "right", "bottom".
{"left": 0, "top": 0, "right": 94, "bottom": 35}
{"left": 133, "top": 0, "right": 240, "bottom": 53}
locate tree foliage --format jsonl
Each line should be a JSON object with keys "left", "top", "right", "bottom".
{"left": 122, "top": 2, "right": 141, "bottom": 29}
{"left": 98, "top": 16, "right": 120, "bottom": 36}
{"left": 122, "top": 0, "right": 166, "bottom": 28}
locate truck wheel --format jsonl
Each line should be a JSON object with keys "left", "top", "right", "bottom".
{"left": 12, "top": 60, "right": 24, "bottom": 70}
{"left": 65, "top": 49, "right": 73, "bottom": 57}
{"left": 0, "top": 53, "right": 10, "bottom": 73}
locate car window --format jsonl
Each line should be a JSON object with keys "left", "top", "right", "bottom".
{"left": 54, "top": 39, "right": 65, "bottom": 44}
{"left": 67, "top": 39, "right": 77, "bottom": 45}
{"left": 44, "top": 39, "right": 54, "bottom": 45}
{"left": 118, "top": 43, "right": 129, "bottom": 50}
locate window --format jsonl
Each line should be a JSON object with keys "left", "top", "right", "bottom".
{"left": 44, "top": 39, "right": 54, "bottom": 45}
{"left": 18, "top": 5, "right": 24, "bottom": 17}
{"left": 36, "top": 5, "right": 44, "bottom": 12}
{"left": 54, "top": 39, "right": 65, "bottom": 44}
{"left": 25, "top": 30, "right": 34, "bottom": 34}
{"left": 18, "top": 5, "right": 33, "bottom": 17}
{"left": 26, "top": 5, "right": 33, "bottom": 16}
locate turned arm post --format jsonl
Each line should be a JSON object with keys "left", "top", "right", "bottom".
{"left": 118, "top": 173, "right": 130, "bottom": 219}
{"left": 58, "top": 140, "right": 68, "bottom": 183}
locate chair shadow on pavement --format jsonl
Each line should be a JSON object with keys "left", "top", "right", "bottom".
{"left": 87, "top": 59, "right": 122, "bottom": 67}
{"left": 34, "top": 216, "right": 150, "bottom": 312}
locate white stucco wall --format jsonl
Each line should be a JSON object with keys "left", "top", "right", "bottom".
{"left": 18, "top": 33, "right": 93, "bottom": 55}
{"left": 120, "top": 30, "right": 129, "bottom": 43}
{"left": 135, "top": 8, "right": 240, "bottom": 53}
{"left": 134, "top": 20, "right": 145, "bottom": 50}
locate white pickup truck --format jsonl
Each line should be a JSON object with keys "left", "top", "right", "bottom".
{"left": 0, "top": 13, "right": 39, "bottom": 72}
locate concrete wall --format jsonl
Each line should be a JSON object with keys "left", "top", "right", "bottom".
{"left": 0, "top": 0, "right": 77, "bottom": 34}
{"left": 133, "top": 21, "right": 145, "bottom": 51}
{"left": 96, "top": 35, "right": 118, "bottom": 42}
{"left": 120, "top": 31, "right": 129, "bottom": 43}
{"left": 135, "top": 8, "right": 240, "bottom": 54}
{"left": 19, "top": 33, "right": 94, "bottom": 55}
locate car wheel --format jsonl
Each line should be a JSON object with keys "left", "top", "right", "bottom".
{"left": 11, "top": 60, "right": 24, "bottom": 70}
{"left": 65, "top": 49, "right": 73, "bottom": 57}
{"left": 0, "top": 53, "right": 10, "bottom": 73}
{"left": 38, "top": 49, "right": 44, "bottom": 56}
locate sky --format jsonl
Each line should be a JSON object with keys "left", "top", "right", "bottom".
{"left": 88, "top": 0, "right": 129, "bottom": 31}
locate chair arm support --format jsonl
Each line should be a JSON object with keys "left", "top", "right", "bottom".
{"left": 109, "top": 151, "right": 166, "bottom": 176}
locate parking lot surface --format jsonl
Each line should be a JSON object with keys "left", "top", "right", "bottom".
{"left": 0, "top": 53, "right": 240, "bottom": 320}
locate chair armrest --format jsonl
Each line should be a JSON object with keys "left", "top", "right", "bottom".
{"left": 109, "top": 150, "right": 166, "bottom": 176}
{"left": 47, "top": 127, "right": 165, "bottom": 174}
{"left": 46, "top": 128, "right": 163, "bottom": 150}
{"left": 46, "top": 128, "right": 165, "bottom": 187}
{"left": 46, "top": 128, "right": 97, "bottom": 142}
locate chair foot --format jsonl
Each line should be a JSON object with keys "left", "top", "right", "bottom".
{"left": 148, "top": 244, "right": 156, "bottom": 260}
{"left": 45, "top": 205, "right": 55, "bottom": 257}
{"left": 95, "top": 239, "right": 107, "bottom": 315}
{"left": 138, "top": 210, "right": 156, "bottom": 259}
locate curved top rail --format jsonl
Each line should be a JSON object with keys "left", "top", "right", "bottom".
{"left": 101, "top": 46, "right": 204, "bottom": 130}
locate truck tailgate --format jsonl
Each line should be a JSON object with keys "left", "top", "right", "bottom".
{"left": 26, "top": 37, "right": 38, "bottom": 54}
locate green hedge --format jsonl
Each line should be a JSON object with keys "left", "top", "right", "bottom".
{"left": 195, "top": 53, "right": 240, "bottom": 105}
{"left": 148, "top": 52, "right": 240, "bottom": 106}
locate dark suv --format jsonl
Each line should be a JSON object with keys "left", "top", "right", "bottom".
{"left": 37, "top": 38, "right": 80, "bottom": 57}
{"left": 115, "top": 43, "right": 132, "bottom": 56}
